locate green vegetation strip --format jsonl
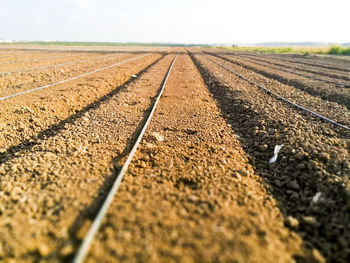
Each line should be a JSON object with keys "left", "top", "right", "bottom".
{"left": 220, "top": 46, "right": 350, "bottom": 56}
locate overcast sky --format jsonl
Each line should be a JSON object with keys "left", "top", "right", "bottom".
{"left": 0, "top": 0, "right": 349, "bottom": 44}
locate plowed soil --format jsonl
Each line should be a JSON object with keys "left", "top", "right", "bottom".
{"left": 0, "top": 46, "right": 349, "bottom": 263}
{"left": 208, "top": 49, "right": 350, "bottom": 110}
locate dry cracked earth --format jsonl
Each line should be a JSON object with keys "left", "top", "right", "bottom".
{"left": 0, "top": 45, "right": 349, "bottom": 262}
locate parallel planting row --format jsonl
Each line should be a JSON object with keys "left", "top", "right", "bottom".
{"left": 209, "top": 49, "right": 350, "bottom": 109}
{"left": 0, "top": 46, "right": 348, "bottom": 262}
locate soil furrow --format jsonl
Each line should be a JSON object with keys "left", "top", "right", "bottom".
{"left": 0, "top": 53, "right": 99, "bottom": 72}
{"left": 204, "top": 54, "right": 350, "bottom": 127}
{"left": 0, "top": 54, "right": 175, "bottom": 261}
{"left": 0, "top": 51, "right": 62, "bottom": 63}
{"left": 86, "top": 53, "right": 310, "bottom": 263}
{"left": 234, "top": 53, "right": 350, "bottom": 82}
{"left": 0, "top": 53, "right": 144, "bottom": 97}
{"left": 0, "top": 54, "right": 162, "bottom": 152}
{"left": 208, "top": 51, "right": 350, "bottom": 110}
{"left": 192, "top": 52, "right": 350, "bottom": 263}
{"left": 1, "top": 45, "right": 349, "bottom": 263}
{"left": 234, "top": 51, "right": 350, "bottom": 72}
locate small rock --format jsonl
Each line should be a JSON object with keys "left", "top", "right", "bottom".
{"left": 259, "top": 144, "right": 268, "bottom": 152}
{"left": 257, "top": 130, "right": 267, "bottom": 137}
{"left": 19, "top": 196, "right": 27, "bottom": 203}
{"left": 188, "top": 195, "right": 198, "bottom": 202}
{"left": 311, "top": 248, "right": 326, "bottom": 263}
{"left": 236, "top": 169, "right": 249, "bottom": 177}
{"left": 122, "top": 231, "right": 132, "bottom": 241}
{"left": 232, "top": 172, "right": 242, "bottom": 181}
{"left": 287, "top": 180, "right": 299, "bottom": 190}
{"left": 320, "top": 152, "right": 330, "bottom": 162}
{"left": 289, "top": 191, "right": 299, "bottom": 200}
{"left": 60, "top": 242, "right": 75, "bottom": 256}
{"left": 302, "top": 216, "right": 319, "bottom": 228}
{"left": 14, "top": 107, "right": 34, "bottom": 114}
{"left": 151, "top": 132, "right": 164, "bottom": 142}
{"left": 273, "top": 179, "right": 283, "bottom": 187}
{"left": 267, "top": 128, "right": 274, "bottom": 135}
{"left": 294, "top": 152, "right": 307, "bottom": 160}
{"left": 296, "top": 162, "right": 306, "bottom": 170}
{"left": 131, "top": 74, "right": 137, "bottom": 78}
{"left": 307, "top": 160, "right": 318, "bottom": 171}
{"left": 342, "top": 161, "right": 350, "bottom": 169}
{"left": 145, "top": 143, "right": 154, "bottom": 148}
{"left": 38, "top": 243, "right": 51, "bottom": 257}
{"left": 213, "top": 226, "right": 225, "bottom": 233}
{"left": 311, "top": 192, "right": 322, "bottom": 205}
{"left": 11, "top": 186, "right": 22, "bottom": 201}
{"left": 285, "top": 216, "right": 299, "bottom": 228}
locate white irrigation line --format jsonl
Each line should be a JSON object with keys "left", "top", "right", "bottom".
{"left": 0, "top": 54, "right": 149, "bottom": 101}
{"left": 72, "top": 53, "right": 178, "bottom": 263}
{"left": 0, "top": 53, "right": 120, "bottom": 75}
{"left": 206, "top": 55, "right": 350, "bottom": 132}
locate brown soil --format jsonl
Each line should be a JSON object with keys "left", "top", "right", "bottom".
{"left": 0, "top": 46, "right": 349, "bottom": 262}
{"left": 233, "top": 53, "right": 350, "bottom": 82}
{"left": 87, "top": 53, "right": 308, "bottom": 263}
{"left": 0, "top": 52, "right": 174, "bottom": 261}
{"left": 234, "top": 51, "right": 350, "bottom": 71}
{"left": 0, "top": 53, "right": 98, "bottom": 72}
{"left": 204, "top": 53, "right": 350, "bottom": 127}
{"left": 208, "top": 49, "right": 350, "bottom": 109}
{"left": 0, "top": 53, "right": 143, "bottom": 97}
{"left": 0, "top": 53, "right": 162, "bottom": 151}
{"left": 192, "top": 51, "right": 350, "bottom": 262}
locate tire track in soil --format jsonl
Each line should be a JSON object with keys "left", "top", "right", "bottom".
{"left": 0, "top": 54, "right": 175, "bottom": 261}
{"left": 86, "top": 53, "right": 307, "bottom": 263}
{"left": 191, "top": 52, "right": 350, "bottom": 263}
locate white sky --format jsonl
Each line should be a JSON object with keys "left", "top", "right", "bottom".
{"left": 0, "top": 0, "right": 349, "bottom": 44}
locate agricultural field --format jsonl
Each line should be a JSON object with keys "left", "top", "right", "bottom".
{"left": 0, "top": 45, "right": 349, "bottom": 262}
{"left": 221, "top": 45, "right": 350, "bottom": 56}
